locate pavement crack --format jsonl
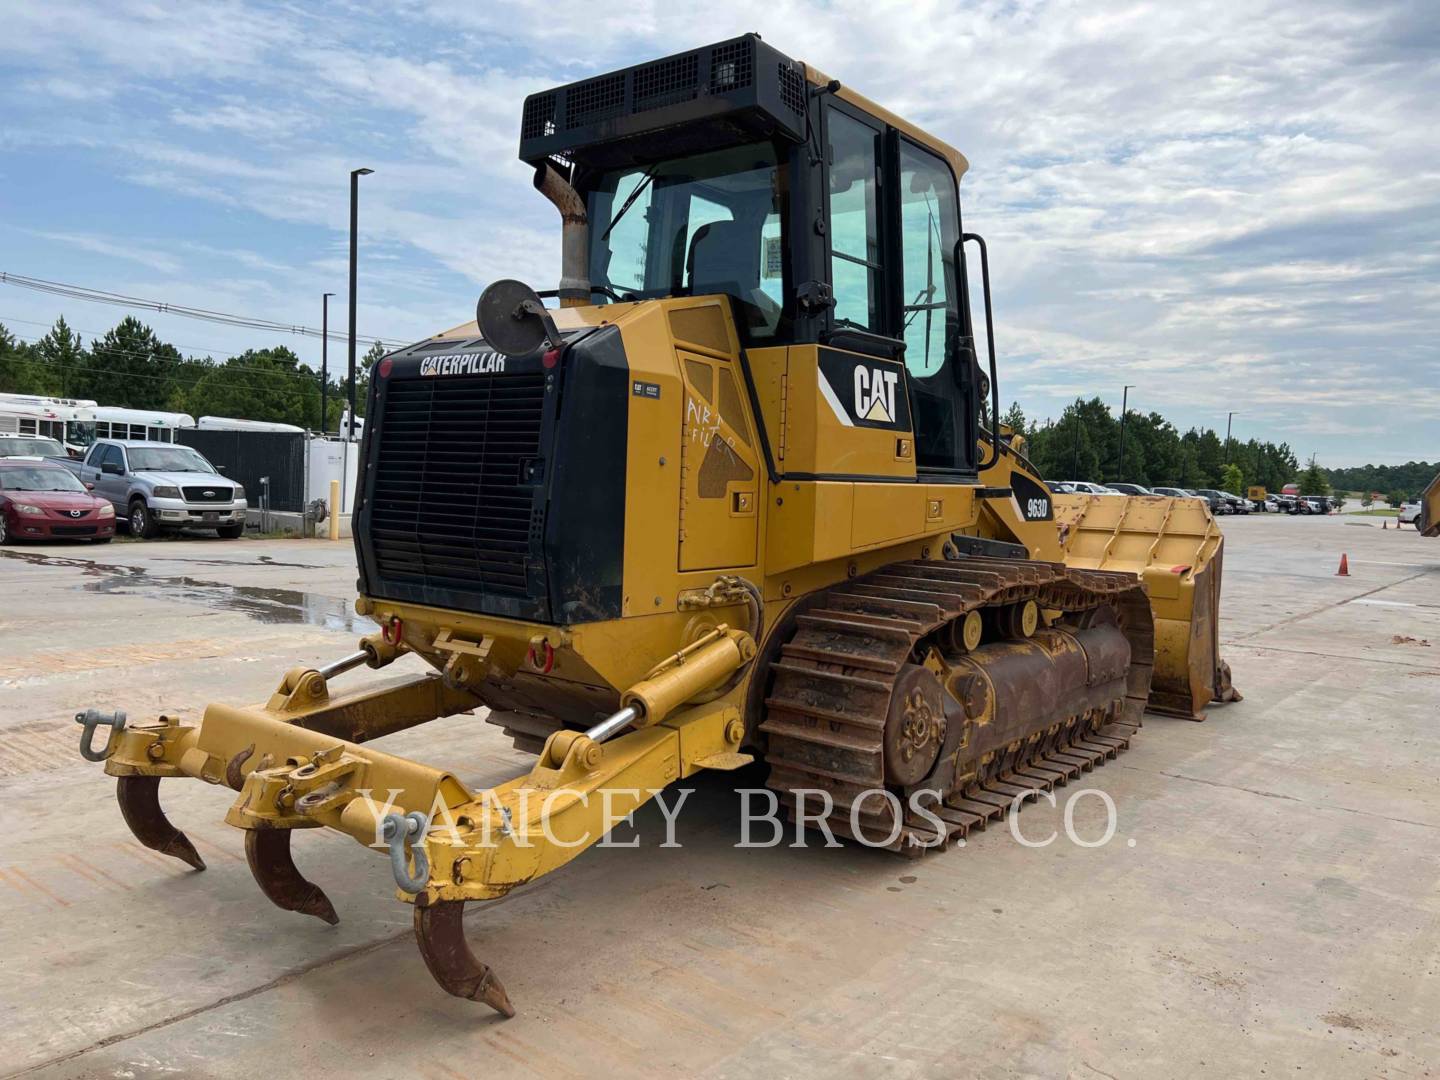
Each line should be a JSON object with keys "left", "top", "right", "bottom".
{"left": 4, "top": 931, "right": 409, "bottom": 1079}
{"left": 1221, "top": 641, "right": 1440, "bottom": 670}
{"left": 1122, "top": 766, "right": 1438, "bottom": 830}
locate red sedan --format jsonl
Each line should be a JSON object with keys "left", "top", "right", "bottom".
{"left": 0, "top": 461, "right": 116, "bottom": 544}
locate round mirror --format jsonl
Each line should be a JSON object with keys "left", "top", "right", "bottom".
{"left": 476, "top": 279, "right": 549, "bottom": 358}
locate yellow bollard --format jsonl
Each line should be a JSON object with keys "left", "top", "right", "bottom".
{"left": 328, "top": 478, "right": 341, "bottom": 541}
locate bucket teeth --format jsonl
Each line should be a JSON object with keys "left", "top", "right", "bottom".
{"left": 414, "top": 900, "right": 516, "bottom": 1018}
{"left": 244, "top": 829, "right": 339, "bottom": 926}
{"left": 116, "top": 775, "right": 206, "bottom": 871}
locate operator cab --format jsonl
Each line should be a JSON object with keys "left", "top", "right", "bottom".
{"left": 519, "top": 34, "right": 988, "bottom": 478}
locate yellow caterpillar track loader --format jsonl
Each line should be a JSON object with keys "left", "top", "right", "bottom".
{"left": 75, "top": 34, "right": 1238, "bottom": 1016}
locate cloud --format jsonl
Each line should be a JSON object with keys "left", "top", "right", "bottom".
{"left": 0, "top": 0, "right": 1435, "bottom": 463}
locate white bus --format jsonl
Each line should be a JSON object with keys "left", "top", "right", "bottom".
{"left": 197, "top": 416, "right": 306, "bottom": 434}
{"left": 92, "top": 407, "right": 196, "bottom": 444}
{"left": 0, "top": 393, "right": 99, "bottom": 455}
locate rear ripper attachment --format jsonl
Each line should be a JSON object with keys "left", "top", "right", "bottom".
{"left": 760, "top": 556, "right": 1153, "bottom": 853}
{"left": 75, "top": 617, "right": 761, "bottom": 1019}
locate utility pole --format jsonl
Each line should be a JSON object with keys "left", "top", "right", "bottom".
{"left": 1117, "top": 384, "right": 1134, "bottom": 482}
{"left": 320, "top": 292, "right": 334, "bottom": 433}
{"left": 1225, "top": 411, "right": 1237, "bottom": 461}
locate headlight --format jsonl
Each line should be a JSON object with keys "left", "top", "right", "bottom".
{"left": 232, "top": 484, "right": 245, "bottom": 500}
{"left": 97, "top": 503, "right": 115, "bottom": 518}
{"left": 152, "top": 486, "right": 181, "bottom": 498}
{"left": 14, "top": 503, "right": 44, "bottom": 516}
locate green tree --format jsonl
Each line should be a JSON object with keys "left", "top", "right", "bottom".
{"left": 1298, "top": 455, "right": 1330, "bottom": 496}
{"left": 183, "top": 346, "right": 319, "bottom": 428}
{"left": 82, "top": 317, "right": 184, "bottom": 409}
{"left": 1220, "top": 462, "right": 1244, "bottom": 495}
{"left": 33, "top": 316, "right": 86, "bottom": 397}
{"left": 1387, "top": 490, "right": 1407, "bottom": 508}
{"left": 337, "top": 340, "right": 388, "bottom": 425}
{"left": 1001, "top": 401, "right": 1027, "bottom": 438}
{"left": 0, "top": 323, "right": 57, "bottom": 394}
{"left": 1360, "top": 491, "right": 1373, "bottom": 508}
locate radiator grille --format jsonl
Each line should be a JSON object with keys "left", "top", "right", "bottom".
{"left": 369, "top": 373, "right": 547, "bottom": 602}
{"left": 183, "top": 486, "right": 234, "bottom": 502}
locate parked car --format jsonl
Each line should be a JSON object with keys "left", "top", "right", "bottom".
{"left": 1220, "top": 492, "right": 1250, "bottom": 515}
{"left": 0, "top": 460, "right": 116, "bottom": 544}
{"left": 1106, "top": 482, "right": 1154, "bottom": 496}
{"left": 1293, "top": 495, "right": 1330, "bottom": 515}
{"left": 0, "top": 433, "right": 66, "bottom": 459}
{"left": 1055, "top": 481, "right": 1123, "bottom": 495}
{"left": 1398, "top": 502, "right": 1421, "bottom": 528}
{"left": 1191, "top": 489, "right": 1230, "bottom": 514}
{"left": 1262, "top": 495, "right": 1282, "bottom": 512}
{"left": 57, "top": 439, "right": 247, "bottom": 539}
{"left": 1151, "top": 486, "right": 1201, "bottom": 500}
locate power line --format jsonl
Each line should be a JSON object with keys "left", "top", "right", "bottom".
{"left": 1, "top": 314, "right": 277, "bottom": 364}
{"left": 0, "top": 271, "right": 397, "bottom": 348}
{"left": 2, "top": 316, "right": 369, "bottom": 382}
{"left": 6, "top": 332, "right": 363, "bottom": 394}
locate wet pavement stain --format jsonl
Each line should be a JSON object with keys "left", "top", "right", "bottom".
{"left": 0, "top": 549, "right": 376, "bottom": 633}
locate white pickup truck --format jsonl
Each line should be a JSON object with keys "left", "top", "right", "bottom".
{"left": 57, "top": 439, "right": 247, "bottom": 539}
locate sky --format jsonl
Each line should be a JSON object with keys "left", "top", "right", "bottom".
{"left": 0, "top": 0, "right": 1436, "bottom": 467}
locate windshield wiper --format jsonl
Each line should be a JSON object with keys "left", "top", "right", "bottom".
{"left": 599, "top": 165, "right": 659, "bottom": 245}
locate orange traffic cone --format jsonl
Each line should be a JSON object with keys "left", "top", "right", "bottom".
{"left": 1337, "top": 553, "right": 1350, "bottom": 576}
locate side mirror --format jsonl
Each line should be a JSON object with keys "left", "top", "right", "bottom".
{"left": 100, "top": 462, "right": 122, "bottom": 475}
{"left": 216, "top": 464, "right": 227, "bottom": 473}
{"left": 84, "top": 482, "right": 95, "bottom": 491}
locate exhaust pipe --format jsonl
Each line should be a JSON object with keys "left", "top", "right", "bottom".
{"left": 533, "top": 161, "right": 589, "bottom": 307}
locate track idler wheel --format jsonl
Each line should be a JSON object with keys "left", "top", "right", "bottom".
{"left": 883, "top": 664, "right": 946, "bottom": 787}
{"left": 414, "top": 899, "right": 516, "bottom": 1018}
{"left": 116, "top": 775, "right": 206, "bottom": 871}
{"left": 245, "top": 829, "right": 339, "bottom": 926}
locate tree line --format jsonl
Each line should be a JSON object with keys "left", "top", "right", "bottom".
{"left": 1, "top": 315, "right": 1427, "bottom": 499}
{"left": 1324, "top": 460, "right": 1436, "bottom": 502}
{"left": 0, "top": 315, "right": 387, "bottom": 430}
{"left": 1002, "top": 398, "right": 1312, "bottom": 495}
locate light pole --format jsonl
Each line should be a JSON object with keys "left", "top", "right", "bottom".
{"left": 347, "top": 167, "right": 372, "bottom": 443}
{"left": 1070, "top": 407, "right": 1080, "bottom": 478}
{"left": 320, "top": 292, "right": 334, "bottom": 433}
{"left": 1225, "top": 411, "right": 1237, "bottom": 461}
{"left": 1117, "top": 384, "right": 1134, "bottom": 482}
{"left": 340, "top": 167, "right": 372, "bottom": 518}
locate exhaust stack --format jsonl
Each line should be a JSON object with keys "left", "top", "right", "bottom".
{"left": 533, "top": 162, "right": 589, "bottom": 307}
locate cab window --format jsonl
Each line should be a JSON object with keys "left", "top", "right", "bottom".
{"left": 586, "top": 142, "right": 785, "bottom": 337}
{"left": 826, "top": 110, "right": 883, "bottom": 331}
{"left": 897, "top": 140, "right": 967, "bottom": 471}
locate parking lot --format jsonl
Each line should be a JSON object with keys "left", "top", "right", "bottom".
{"left": 1, "top": 513, "right": 1437, "bottom": 1079}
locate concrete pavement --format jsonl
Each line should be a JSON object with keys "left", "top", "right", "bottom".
{"left": 0, "top": 515, "right": 1436, "bottom": 1078}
